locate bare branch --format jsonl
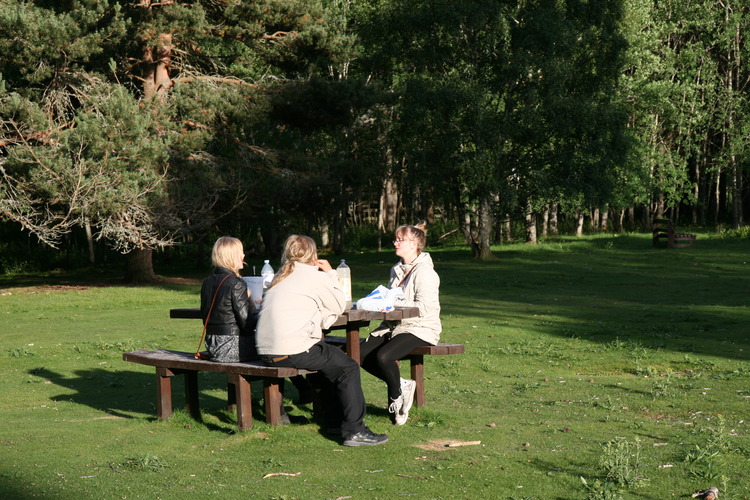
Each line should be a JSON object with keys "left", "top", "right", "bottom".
{"left": 172, "top": 75, "right": 266, "bottom": 91}
{"left": 177, "top": 119, "right": 275, "bottom": 159}
{"left": 0, "top": 119, "right": 73, "bottom": 147}
{"left": 261, "top": 31, "right": 298, "bottom": 41}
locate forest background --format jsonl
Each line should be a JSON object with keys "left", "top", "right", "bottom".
{"left": 1, "top": 0, "right": 749, "bottom": 281}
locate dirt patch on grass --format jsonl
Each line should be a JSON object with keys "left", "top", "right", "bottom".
{"left": 0, "top": 284, "right": 94, "bottom": 296}
{"left": 0, "top": 275, "right": 201, "bottom": 296}
{"left": 415, "top": 439, "right": 483, "bottom": 451}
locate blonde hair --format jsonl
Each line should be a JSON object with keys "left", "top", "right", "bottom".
{"left": 395, "top": 222, "right": 427, "bottom": 253}
{"left": 268, "top": 235, "right": 318, "bottom": 288}
{"left": 211, "top": 236, "right": 244, "bottom": 277}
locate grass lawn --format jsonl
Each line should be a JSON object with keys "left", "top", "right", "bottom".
{"left": 1, "top": 232, "right": 749, "bottom": 499}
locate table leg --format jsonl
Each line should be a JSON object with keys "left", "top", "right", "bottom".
{"left": 156, "top": 367, "right": 174, "bottom": 420}
{"left": 264, "top": 378, "right": 283, "bottom": 425}
{"left": 346, "top": 327, "right": 361, "bottom": 365}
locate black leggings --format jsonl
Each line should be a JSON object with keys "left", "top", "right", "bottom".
{"left": 359, "top": 333, "right": 430, "bottom": 401}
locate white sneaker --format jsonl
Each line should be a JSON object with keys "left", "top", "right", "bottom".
{"left": 398, "top": 378, "right": 417, "bottom": 424}
{"left": 388, "top": 396, "right": 403, "bottom": 425}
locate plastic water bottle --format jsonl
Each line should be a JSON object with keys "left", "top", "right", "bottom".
{"left": 261, "top": 260, "right": 274, "bottom": 288}
{"left": 336, "top": 259, "right": 352, "bottom": 309}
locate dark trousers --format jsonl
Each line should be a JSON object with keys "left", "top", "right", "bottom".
{"left": 263, "top": 341, "right": 366, "bottom": 438}
{"left": 359, "top": 333, "right": 430, "bottom": 401}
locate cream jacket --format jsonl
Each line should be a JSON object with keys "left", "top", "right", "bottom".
{"left": 370, "top": 252, "right": 441, "bottom": 345}
{"left": 256, "top": 262, "right": 346, "bottom": 355}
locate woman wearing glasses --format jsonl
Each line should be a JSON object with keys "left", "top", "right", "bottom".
{"left": 360, "top": 222, "right": 442, "bottom": 425}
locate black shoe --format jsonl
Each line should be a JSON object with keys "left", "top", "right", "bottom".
{"left": 342, "top": 427, "right": 388, "bottom": 447}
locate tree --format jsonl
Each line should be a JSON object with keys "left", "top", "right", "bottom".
{"left": 618, "top": 0, "right": 750, "bottom": 229}
{"left": 1, "top": 0, "right": 359, "bottom": 279}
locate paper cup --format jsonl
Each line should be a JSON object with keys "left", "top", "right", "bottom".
{"left": 242, "top": 277, "right": 264, "bottom": 307}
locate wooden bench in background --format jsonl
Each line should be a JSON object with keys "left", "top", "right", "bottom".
{"left": 652, "top": 217, "right": 696, "bottom": 248}
{"left": 122, "top": 349, "right": 313, "bottom": 431}
{"left": 324, "top": 336, "right": 464, "bottom": 408}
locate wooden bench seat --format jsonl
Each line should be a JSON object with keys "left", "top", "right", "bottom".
{"left": 652, "top": 217, "right": 696, "bottom": 248}
{"left": 122, "top": 349, "right": 313, "bottom": 431}
{"left": 324, "top": 336, "right": 464, "bottom": 407}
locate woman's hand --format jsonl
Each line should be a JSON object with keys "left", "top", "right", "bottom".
{"left": 316, "top": 258, "right": 333, "bottom": 272}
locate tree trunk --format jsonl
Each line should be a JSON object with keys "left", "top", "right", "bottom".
{"left": 476, "top": 195, "right": 494, "bottom": 259}
{"left": 541, "top": 206, "right": 549, "bottom": 237}
{"left": 575, "top": 211, "right": 584, "bottom": 237}
{"left": 503, "top": 216, "right": 512, "bottom": 241}
{"left": 319, "top": 220, "right": 330, "bottom": 248}
{"left": 692, "top": 151, "right": 701, "bottom": 225}
{"left": 549, "top": 203, "right": 558, "bottom": 235}
{"left": 84, "top": 218, "right": 95, "bottom": 267}
{"left": 380, "top": 172, "right": 399, "bottom": 233}
{"left": 590, "top": 207, "right": 600, "bottom": 231}
{"left": 333, "top": 204, "right": 345, "bottom": 255}
{"left": 525, "top": 202, "right": 537, "bottom": 244}
{"left": 377, "top": 148, "right": 400, "bottom": 251}
{"left": 600, "top": 204, "right": 609, "bottom": 232}
{"left": 713, "top": 172, "right": 721, "bottom": 225}
{"left": 617, "top": 209, "right": 625, "bottom": 232}
{"left": 129, "top": 5, "right": 173, "bottom": 283}
{"left": 125, "top": 247, "right": 157, "bottom": 283}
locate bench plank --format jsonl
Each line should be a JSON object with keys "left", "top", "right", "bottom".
{"left": 123, "top": 349, "right": 305, "bottom": 377}
{"left": 123, "top": 349, "right": 312, "bottom": 431}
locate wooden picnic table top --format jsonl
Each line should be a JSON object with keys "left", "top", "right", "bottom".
{"left": 169, "top": 305, "right": 421, "bottom": 327}
{"left": 170, "top": 305, "right": 420, "bottom": 365}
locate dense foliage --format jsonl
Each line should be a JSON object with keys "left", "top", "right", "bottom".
{"left": 1, "top": 0, "right": 748, "bottom": 277}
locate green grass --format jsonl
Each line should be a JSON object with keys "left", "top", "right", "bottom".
{"left": 1, "top": 232, "right": 749, "bottom": 499}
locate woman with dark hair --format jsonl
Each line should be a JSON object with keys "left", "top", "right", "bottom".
{"left": 256, "top": 235, "right": 388, "bottom": 446}
{"left": 360, "top": 223, "right": 441, "bottom": 425}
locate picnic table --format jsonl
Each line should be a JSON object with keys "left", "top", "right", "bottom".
{"left": 169, "top": 305, "right": 421, "bottom": 365}
{"left": 122, "top": 304, "right": 462, "bottom": 430}
{"left": 170, "top": 305, "right": 463, "bottom": 408}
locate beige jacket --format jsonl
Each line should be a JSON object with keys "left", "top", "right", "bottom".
{"left": 256, "top": 262, "right": 346, "bottom": 355}
{"left": 370, "top": 252, "right": 441, "bottom": 345}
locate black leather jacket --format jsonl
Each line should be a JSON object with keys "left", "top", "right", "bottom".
{"left": 200, "top": 267, "right": 255, "bottom": 337}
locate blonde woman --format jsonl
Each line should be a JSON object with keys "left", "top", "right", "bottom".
{"left": 360, "top": 223, "right": 441, "bottom": 425}
{"left": 200, "top": 236, "right": 258, "bottom": 362}
{"left": 256, "top": 235, "right": 388, "bottom": 446}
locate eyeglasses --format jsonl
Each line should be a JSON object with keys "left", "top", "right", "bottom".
{"left": 393, "top": 238, "right": 413, "bottom": 244}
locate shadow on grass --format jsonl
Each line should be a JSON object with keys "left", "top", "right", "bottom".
{"left": 437, "top": 235, "right": 750, "bottom": 362}
{"left": 0, "top": 481, "right": 57, "bottom": 500}
{"left": 26, "top": 367, "right": 380, "bottom": 437}
{"left": 26, "top": 366, "right": 302, "bottom": 433}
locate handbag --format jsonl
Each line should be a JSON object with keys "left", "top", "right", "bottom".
{"left": 194, "top": 274, "right": 232, "bottom": 359}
